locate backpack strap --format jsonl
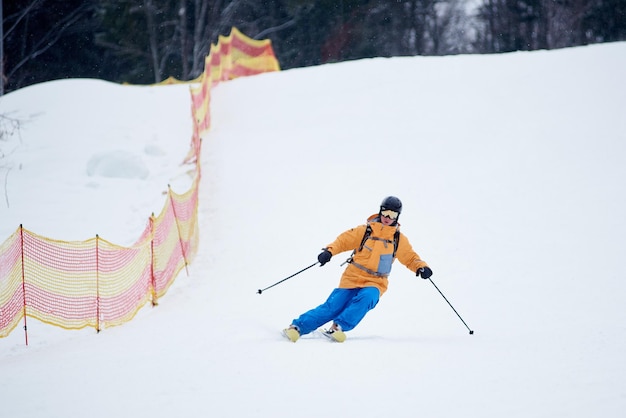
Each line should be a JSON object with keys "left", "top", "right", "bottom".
{"left": 342, "top": 223, "right": 400, "bottom": 266}
{"left": 393, "top": 229, "right": 400, "bottom": 258}
{"left": 342, "top": 224, "right": 371, "bottom": 266}
{"left": 358, "top": 224, "right": 373, "bottom": 252}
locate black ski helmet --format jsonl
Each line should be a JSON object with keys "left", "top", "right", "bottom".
{"left": 380, "top": 196, "right": 402, "bottom": 214}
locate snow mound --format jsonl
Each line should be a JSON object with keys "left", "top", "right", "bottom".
{"left": 86, "top": 150, "right": 149, "bottom": 179}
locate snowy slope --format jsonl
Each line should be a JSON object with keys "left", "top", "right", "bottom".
{"left": 1, "top": 42, "right": 626, "bottom": 418}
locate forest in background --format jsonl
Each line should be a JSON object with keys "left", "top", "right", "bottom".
{"left": 1, "top": 0, "right": 625, "bottom": 95}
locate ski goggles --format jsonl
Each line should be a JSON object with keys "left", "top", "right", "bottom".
{"left": 381, "top": 209, "right": 399, "bottom": 220}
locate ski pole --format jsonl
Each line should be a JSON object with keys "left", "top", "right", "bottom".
{"left": 428, "top": 278, "right": 474, "bottom": 335}
{"left": 257, "top": 261, "right": 319, "bottom": 294}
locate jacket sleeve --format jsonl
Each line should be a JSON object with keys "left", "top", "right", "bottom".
{"left": 325, "top": 225, "right": 368, "bottom": 256}
{"left": 396, "top": 233, "right": 428, "bottom": 273}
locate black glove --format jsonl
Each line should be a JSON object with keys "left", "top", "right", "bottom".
{"left": 417, "top": 266, "right": 433, "bottom": 279}
{"left": 318, "top": 249, "right": 332, "bottom": 266}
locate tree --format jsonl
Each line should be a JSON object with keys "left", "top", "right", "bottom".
{"left": 2, "top": 0, "right": 624, "bottom": 93}
{"left": 95, "top": 0, "right": 178, "bottom": 84}
{"left": 331, "top": 0, "right": 472, "bottom": 58}
{"left": 95, "top": 0, "right": 298, "bottom": 83}
{"left": 474, "top": 0, "right": 626, "bottom": 53}
{"left": 584, "top": 0, "right": 626, "bottom": 43}
{"left": 2, "top": 0, "right": 102, "bottom": 93}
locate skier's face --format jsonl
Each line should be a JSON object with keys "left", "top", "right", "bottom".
{"left": 380, "top": 213, "right": 397, "bottom": 226}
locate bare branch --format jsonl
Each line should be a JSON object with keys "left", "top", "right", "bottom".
{"left": 0, "top": 112, "right": 28, "bottom": 209}
{"left": 254, "top": 18, "right": 298, "bottom": 40}
{"left": 5, "top": 2, "right": 93, "bottom": 82}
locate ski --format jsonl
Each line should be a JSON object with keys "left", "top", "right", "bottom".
{"left": 281, "top": 327, "right": 346, "bottom": 343}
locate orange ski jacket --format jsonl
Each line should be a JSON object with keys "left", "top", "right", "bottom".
{"left": 325, "top": 214, "right": 429, "bottom": 295}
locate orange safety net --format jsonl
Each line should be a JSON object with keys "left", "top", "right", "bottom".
{"left": 0, "top": 27, "right": 279, "bottom": 342}
{"left": 189, "top": 27, "right": 280, "bottom": 158}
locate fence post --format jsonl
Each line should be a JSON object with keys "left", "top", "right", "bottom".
{"left": 19, "top": 225, "right": 28, "bottom": 346}
{"left": 96, "top": 234, "right": 100, "bottom": 333}
{"left": 150, "top": 214, "right": 158, "bottom": 306}
{"left": 168, "top": 185, "right": 189, "bottom": 276}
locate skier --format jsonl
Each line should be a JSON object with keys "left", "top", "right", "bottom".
{"left": 283, "top": 196, "right": 432, "bottom": 342}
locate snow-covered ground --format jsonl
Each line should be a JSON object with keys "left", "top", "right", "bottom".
{"left": 1, "top": 42, "right": 625, "bottom": 417}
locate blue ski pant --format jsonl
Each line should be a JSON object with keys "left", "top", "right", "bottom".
{"left": 291, "top": 287, "right": 380, "bottom": 335}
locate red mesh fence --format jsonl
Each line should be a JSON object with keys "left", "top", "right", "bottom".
{"left": 0, "top": 27, "right": 279, "bottom": 343}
